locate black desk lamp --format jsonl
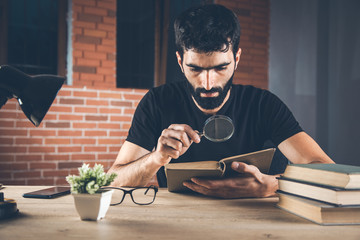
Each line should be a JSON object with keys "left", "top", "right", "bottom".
{"left": 0, "top": 65, "right": 65, "bottom": 219}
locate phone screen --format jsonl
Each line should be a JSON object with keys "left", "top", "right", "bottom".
{"left": 23, "top": 186, "right": 71, "bottom": 199}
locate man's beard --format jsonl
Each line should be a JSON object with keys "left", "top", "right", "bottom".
{"left": 187, "top": 75, "right": 233, "bottom": 110}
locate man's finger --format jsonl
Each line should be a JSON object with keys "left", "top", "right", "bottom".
{"left": 169, "top": 124, "right": 200, "bottom": 143}
{"left": 231, "top": 162, "right": 264, "bottom": 183}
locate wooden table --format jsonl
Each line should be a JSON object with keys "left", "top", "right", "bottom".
{"left": 1, "top": 186, "right": 360, "bottom": 240}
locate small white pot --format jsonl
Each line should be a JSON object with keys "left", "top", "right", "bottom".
{"left": 72, "top": 189, "right": 114, "bottom": 221}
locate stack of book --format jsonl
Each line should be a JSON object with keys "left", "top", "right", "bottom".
{"left": 277, "top": 163, "right": 360, "bottom": 225}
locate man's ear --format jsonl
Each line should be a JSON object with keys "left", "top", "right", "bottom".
{"left": 234, "top": 48, "right": 242, "bottom": 70}
{"left": 176, "top": 51, "right": 184, "bottom": 73}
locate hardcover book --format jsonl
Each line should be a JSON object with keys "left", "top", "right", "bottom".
{"left": 165, "top": 148, "right": 275, "bottom": 192}
{"left": 282, "top": 164, "right": 360, "bottom": 189}
{"left": 278, "top": 177, "right": 360, "bottom": 206}
{"left": 277, "top": 191, "right": 360, "bottom": 225}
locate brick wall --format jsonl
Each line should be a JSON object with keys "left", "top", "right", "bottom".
{"left": 216, "top": 0, "right": 270, "bottom": 89}
{"left": 0, "top": 86, "right": 146, "bottom": 185}
{"left": 0, "top": 0, "right": 269, "bottom": 186}
{"left": 72, "top": 0, "right": 117, "bottom": 88}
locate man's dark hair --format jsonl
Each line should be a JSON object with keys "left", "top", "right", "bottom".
{"left": 174, "top": 4, "right": 241, "bottom": 58}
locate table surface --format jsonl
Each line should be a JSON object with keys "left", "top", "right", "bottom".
{"left": 1, "top": 186, "right": 360, "bottom": 240}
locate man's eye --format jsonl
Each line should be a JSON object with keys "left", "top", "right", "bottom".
{"left": 190, "top": 68, "right": 202, "bottom": 72}
{"left": 215, "top": 67, "right": 226, "bottom": 71}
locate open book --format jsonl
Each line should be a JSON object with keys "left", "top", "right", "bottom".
{"left": 165, "top": 148, "right": 276, "bottom": 192}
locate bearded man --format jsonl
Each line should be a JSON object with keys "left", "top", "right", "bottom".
{"left": 108, "top": 4, "right": 333, "bottom": 198}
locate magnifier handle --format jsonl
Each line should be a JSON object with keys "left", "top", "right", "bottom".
{"left": 197, "top": 132, "right": 204, "bottom": 138}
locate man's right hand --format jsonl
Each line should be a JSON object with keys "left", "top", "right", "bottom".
{"left": 154, "top": 124, "right": 201, "bottom": 165}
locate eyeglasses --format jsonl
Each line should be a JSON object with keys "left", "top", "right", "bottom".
{"left": 102, "top": 185, "right": 158, "bottom": 206}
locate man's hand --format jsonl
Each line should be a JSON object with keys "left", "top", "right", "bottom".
{"left": 154, "top": 124, "right": 201, "bottom": 166}
{"left": 183, "top": 162, "right": 279, "bottom": 198}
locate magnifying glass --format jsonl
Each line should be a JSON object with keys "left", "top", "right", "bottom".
{"left": 198, "top": 115, "right": 234, "bottom": 142}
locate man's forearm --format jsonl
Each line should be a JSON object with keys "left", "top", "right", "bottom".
{"left": 108, "top": 152, "right": 166, "bottom": 187}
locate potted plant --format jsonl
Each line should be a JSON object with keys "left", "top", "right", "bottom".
{"left": 66, "top": 163, "right": 117, "bottom": 221}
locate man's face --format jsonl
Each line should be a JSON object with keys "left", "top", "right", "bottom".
{"left": 177, "top": 48, "right": 241, "bottom": 112}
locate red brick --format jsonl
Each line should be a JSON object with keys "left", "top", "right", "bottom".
{"left": 84, "top": 29, "right": 107, "bottom": 38}
{"left": 30, "top": 162, "right": 57, "bottom": 170}
{"left": 98, "top": 139, "right": 121, "bottom": 145}
{"left": 124, "top": 109, "right": 135, "bottom": 115}
{"left": 45, "top": 122, "right": 70, "bottom": 128}
{"left": 85, "top": 115, "right": 108, "bottom": 121}
{"left": 123, "top": 94, "right": 144, "bottom": 101}
{"left": 97, "top": 153, "right": 117, "bottom": 160}
{"left": 29, "top": 130, "right": 56, "bottom": 136}
{"left": 110, "top": 101, "right": 132, "bottom": 107}
{"left": 15, "top": 155, "right": 42, "bottom": 162}
{"left": 73, "top": 122, "right": 97, "bottom": 129}
{"left": 58, "top": 130, "right": 83, "bottom": 137}
{"left": 43, "top": 170, "right": 69, "bottom": 177}
{"left": 58, "top": 146, "right": 82, "bottom": 153}
{"left": 59, "top": 98, "right": 85, "bottom": 105}
{"left": 100, "top": 60, "right": 116, "bottom": 68}
{"left": 103, "top": 16, "right": 116, "bottom": 25}
{"left": 0, "top": 111, "right": 19, "bottom": 119}
{"left": 97, "top": 1, "right": 115, "bottom": 10}
{"left": 0, "top": 163, "right": 28, "bottom": 171}
{"left": 84, "top": 51, "right": 107, "bottom": 60}
{"left": 84, "top": 146, "right": 107, "bottom": 152}
{"left": 45, "top": 138, "right": 71, "bottom": 145}
{"left": 99, "top": 92, "right": 122, "bottom": 99}
{"left": 98, "top": 123, "right": 120, "bottom": 129}
{"left": 97, "top": 23, "right": 115, "bottom": 32}
{"left": 29, "top": 146, "right": 56, "bottom": 153}
{"left": 14, "top": 171, "right": 41, "bottom": 178}
{"left": 72, "top": 138, "right": 96, "bottom": 144}
{"left": 74, "top": 107, "right": 98, "bottom": 113}
{"left": 48, "top": 105, "right": 73, "bottom": 112}
{"left": 84, "top": 130, "right": 107, "bottom": 136}
{"left": 0, "top": 146, "right": 27, "bottom": 153}
{"left": 16, "top": 138, "right": 43, "bottom": 145}
{"left": 86, "top": 99, "right": 109, "bottom": 106}
{"left": 0, "top": 120, "right": 15, "bottom": 127}
{"left": 58, "top": 161, "right": 83, "bottom": 169}
{"left": 73, "top": 91, "right": 98, "bottom": 98}
{"left": 73, "top": 43, "right": 96, "bottom": 52}
{"left": 0, "top": 129, "right": 28, "bottom": 136}
{"left": 76, "top": 57, "right": 100, "bottom": 66}
{"left": 0, "top": 138, "right": 14, "bottom": 144}
{"left": 71, "top": 154, "right": 96, "bottom": 160}
{"left": 109, "top": 131, "right": 128, "bottom": 137}
{"left": 44, "top": 154, "right": 70, "bottom": 161}
{"left": 97, "top": 67, "right": 114, "bottom": 75}
{"left": 112, "top": 116, "right": 133, "bottom": 122}
{"left": 77, "top": 13, "right": 102, "bottom": 23}
{"left": 73, "top": 21, "right": 96, "bottom": 29}
{"left": 84, "top": 6, "right": 108, "bottom": 16}
{"left": 80, "top": 73, "right": 104, "bottom": 81}
{"left": 99, "top": 108, "right": 122, "bottom": 114}
{"left": 59, "top": 114, "right": 84, "bottom": 121}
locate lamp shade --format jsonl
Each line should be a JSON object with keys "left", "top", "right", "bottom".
{"left": 0, "top": 65, "right": 65, "bottom": 127}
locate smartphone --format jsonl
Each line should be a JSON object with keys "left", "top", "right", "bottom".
{"left": 23, "top": 186, "right": 71, "bottom": 199}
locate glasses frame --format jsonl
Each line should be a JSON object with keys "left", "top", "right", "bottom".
{"left": 101, "top": 185, "right": 158, "bottom": 206}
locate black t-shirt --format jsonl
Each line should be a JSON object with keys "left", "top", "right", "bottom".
{"left": 127, "top": 81, "right": 303, "bottom": 187}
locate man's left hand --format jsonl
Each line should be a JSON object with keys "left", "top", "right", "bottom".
{"left": 182, "top": 162, "right": 279, "bottom": 198}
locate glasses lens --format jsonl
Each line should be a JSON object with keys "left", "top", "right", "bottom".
{"left": 110, "top": 189, "right": 125, "bottom": 205}
{"left": 132, "top": 187, "right": 156, "bottom": 205}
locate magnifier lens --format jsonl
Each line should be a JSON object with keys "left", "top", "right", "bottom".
{"left": 202, "top": 115, "right": 234, "bottom": 142}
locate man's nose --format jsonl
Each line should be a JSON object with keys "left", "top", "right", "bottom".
{"left": 201, "top": 70, "right": 215, "bottom": 90}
